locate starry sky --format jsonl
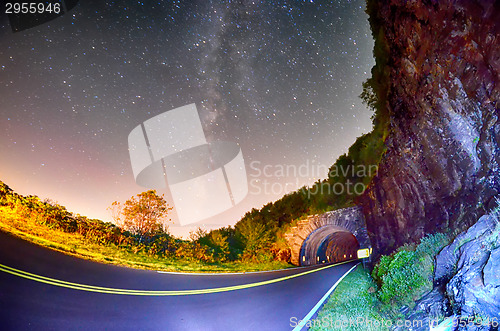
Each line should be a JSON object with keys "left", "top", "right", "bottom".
{"left": 0, "top": 0, "right": 374, "bottom": 238}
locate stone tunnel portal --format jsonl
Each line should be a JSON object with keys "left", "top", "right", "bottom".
{"left": 299, "top": 225, "right": 360, "bottom": 266}
{"left": 284, "top": 207, "right": 371, "bottom": 266}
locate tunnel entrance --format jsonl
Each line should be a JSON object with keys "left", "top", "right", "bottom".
{"left": 284, "top": 206, "right": 371, "bottom": 266}
{"left": 299, "top": 225, "right": 360, "bottom": 266}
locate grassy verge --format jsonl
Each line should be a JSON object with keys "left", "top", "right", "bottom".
{"left": 310, "top": 265, "right": 391, "bottom": 331}
{"left": 0, "top": 206, "right": 291, "bottom": 273}
{"left": 311, "top": 233, "right": 453, "bottom": 330}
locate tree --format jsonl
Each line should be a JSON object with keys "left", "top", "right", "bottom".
{"left": 110, "top": 190, "right": 172, "bottom": 241}
{"left": 189, "top": 226, "right": 208, "bottom": 242}
{"left": 235, "top": 220, "right": 271, "bottom": 259}
{"left": 208, "top": 230, "right": 230, "bottom": 261}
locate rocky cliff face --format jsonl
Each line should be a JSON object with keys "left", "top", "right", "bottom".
{"left": 359, "top": 0, "right": 500, "bottom": 257}
{"left": 435, "top": 214, "right": 500, "bottom": 326}
{"left": 403, "top": 212, "right": 500, "bottom": 330}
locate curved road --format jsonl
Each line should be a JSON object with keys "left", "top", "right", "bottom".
{"left": 0, "top": 231, "right": 358, "bottom": 330}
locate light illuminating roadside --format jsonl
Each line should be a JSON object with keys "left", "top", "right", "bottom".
{"left": 357, "top": 248, "right": 372, "bottom": 259}
{"left": 0, "top": 260, "right": 355, "bottom": 296}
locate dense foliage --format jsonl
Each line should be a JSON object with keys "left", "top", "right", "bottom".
{"left": 0, "top": 181, "right": 216, "bottom": 263}
{"left": 371, "top": 233, "right": 450, "bottom": 306}
{"left": 0, "top": 182, "right": 126, "bottom": 246}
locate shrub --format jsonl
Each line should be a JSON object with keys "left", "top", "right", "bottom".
{"left": 376, "top": 250, "right": 426, "bottom": 304}
{"left": 372, "top": 232, "right": 452, "bottom": 307}
{"left": 415, "top": 233, "right": 449, "bottom": 258}
{"left": 372, "top": 255, "right": 392, "bottom": 285}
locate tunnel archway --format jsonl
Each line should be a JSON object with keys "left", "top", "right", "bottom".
{"left": 299, "top": 225, "right": 360, "bottom": 265}
{"left": 284, "top": 206, "right": 371, "bottom": 266}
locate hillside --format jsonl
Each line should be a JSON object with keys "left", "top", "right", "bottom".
{"left": 0, "top": 181, "right": 289, "bottom": 272}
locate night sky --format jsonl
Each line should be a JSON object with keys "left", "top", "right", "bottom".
{"left": 0, "top": 0, "right": 374, "bottom": 237}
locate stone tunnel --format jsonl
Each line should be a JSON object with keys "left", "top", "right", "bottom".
{"left": 284, "top": 206, "right": 371, "bottom": 266}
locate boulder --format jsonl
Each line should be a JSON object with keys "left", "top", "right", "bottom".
{"left": 434, "top": 215, "right": 497, "bottom": 285}
{"left": 399, "top": 286, "right": 451, "bottom": 331}
{"left": 483, "top": 247, "right": 500, "bottom": 288}
{"left": 404, "top": 214, "right": 500, "bottom": 330}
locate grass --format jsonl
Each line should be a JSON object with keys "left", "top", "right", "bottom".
{"left": 310, "top": 265, "right": 392, "bottom": 331}
{"left": 0, "top": 206, "right": 291, "bottom": 273}
{"left": 311, "top": 232, "right": 453, "bottom": 330}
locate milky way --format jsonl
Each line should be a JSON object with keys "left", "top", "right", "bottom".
{"left": 0, "top": 0, "right": 374, "bottom": 237}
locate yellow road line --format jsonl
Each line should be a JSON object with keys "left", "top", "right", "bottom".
{"left": 0, "top": 260, "right": 354, "bottom": 296}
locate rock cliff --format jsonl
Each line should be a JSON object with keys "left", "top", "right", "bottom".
{"left": 403, "top": 212, "right": 500, "bottom": 330}
{"left": 359, "top": 0, "right": 500, "bottom": 257}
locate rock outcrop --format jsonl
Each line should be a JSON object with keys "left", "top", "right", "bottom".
{"left": 438, "top": 215, "right": 500, "bottom": 327}
{"left": 359, "top": 0, "right": 500, "bottom": 257}
{"left": 403, "top": 213, "right": 500, "bottom": 330}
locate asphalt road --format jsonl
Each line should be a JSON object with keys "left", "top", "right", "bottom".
{"left": 0, "top": 231, "right": 358, "bottom": 330}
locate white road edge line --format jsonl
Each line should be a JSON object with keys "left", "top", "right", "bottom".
{"left": 292, "top": 262, "right": 360, "bottom": 331}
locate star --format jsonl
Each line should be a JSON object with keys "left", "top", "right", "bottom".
{"left": 0, "top": 0, "right": 375, "bottom": 237}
